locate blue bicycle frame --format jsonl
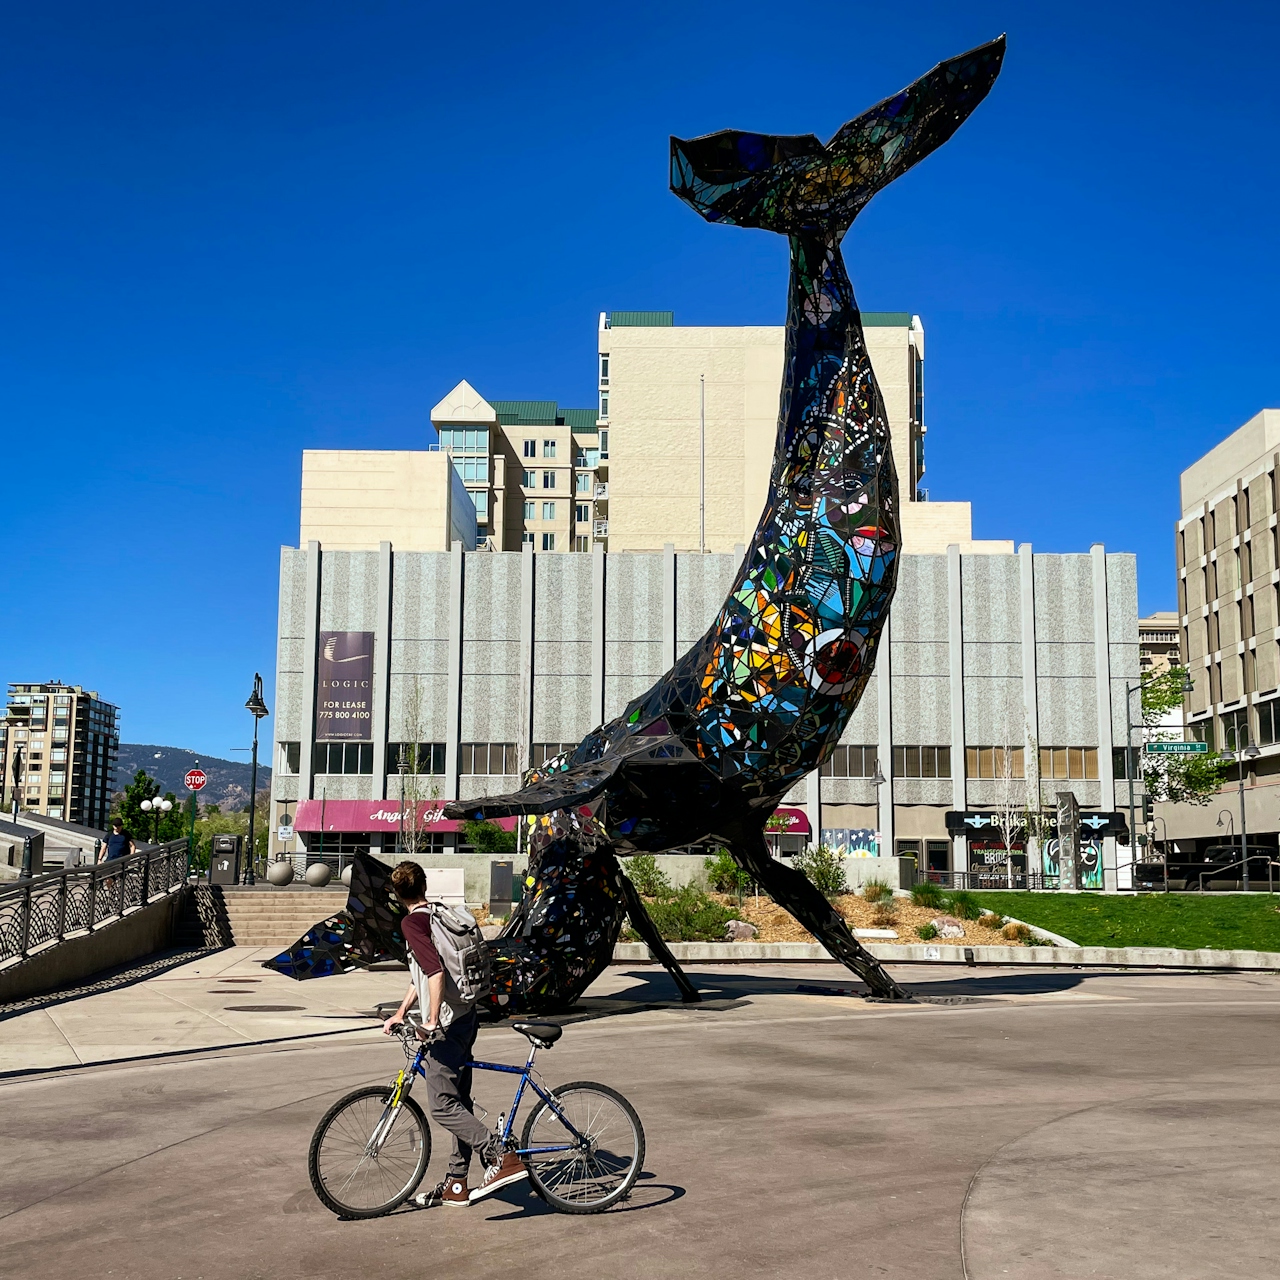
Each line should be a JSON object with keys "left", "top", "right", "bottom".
{"left": 399, "top": 1037, "right": 585, "bottom": 1156}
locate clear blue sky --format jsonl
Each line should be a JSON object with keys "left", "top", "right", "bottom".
{"left": 2, "top": 1, "right": 1277, "bottom": 757}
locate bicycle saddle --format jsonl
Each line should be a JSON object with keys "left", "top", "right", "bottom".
{"left": 513, "top": 1021, "right": 563, "bottom": 1047}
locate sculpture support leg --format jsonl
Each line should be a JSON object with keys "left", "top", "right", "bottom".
{"left": 616, "top": 870, "right": 702, "bottom": 1004}
{"left": 731, "top": 838, "right": 909, "bottom": 1001}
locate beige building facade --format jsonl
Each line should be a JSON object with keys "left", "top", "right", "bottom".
{"left": 599, "top": 310, "right": 1010, "bottom": 557}
{"left": 1161, "top": 408, "right": 1280, "bottom": 854}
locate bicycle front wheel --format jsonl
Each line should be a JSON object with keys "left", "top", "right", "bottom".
{"left": 520, "top": 1081, "right": 644, "bottom": 1214}
{"left": 308, "top": 1085, "right": 431, "bottom": 1218}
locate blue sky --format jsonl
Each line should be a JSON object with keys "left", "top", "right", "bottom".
{"left": 2, "top": 1, "right": 1277, "bottom": 756}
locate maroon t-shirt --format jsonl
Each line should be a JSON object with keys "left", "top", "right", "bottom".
{"left": 402, "top": 909, "right": 443, "bottom": 978}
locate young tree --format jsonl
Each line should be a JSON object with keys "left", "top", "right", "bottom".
{"left": 394, "top": 677, "right": 442, "bottom": 856}
{"left": 1140, "top": 666, "right": 1228, "bottom": 804}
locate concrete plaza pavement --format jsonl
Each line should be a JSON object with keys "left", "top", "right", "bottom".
{"left": 1, "top": 957, "right": 1279, "bottom": 1278}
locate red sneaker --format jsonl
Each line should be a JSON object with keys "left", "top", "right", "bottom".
{"left": 468, "top": 1151, "right": 528, "bottom": 1202}
{"left": 414, "top": 1176, "right": 470, "bottom": 1208}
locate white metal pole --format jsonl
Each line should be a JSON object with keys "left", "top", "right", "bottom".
{"left": 699, "top": 374, "right": 706, "bottom": 554}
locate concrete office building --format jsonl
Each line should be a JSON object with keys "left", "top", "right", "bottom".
{"left": 0, "top": 682, "right": 119, "bottom": 829}
{"left": 268, "top": 540, "right": 1138, "bottom": 882}
{"left": 600, "top": 310, "right": 1009, "bottom": 557}
{"left": 1162, "top": 408, "right": 1280, "bottom": 854}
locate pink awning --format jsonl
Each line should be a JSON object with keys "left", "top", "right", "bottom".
{"left": 770, "top": 806, "right": 811, "bottom": 837}
{"left": 293, "top": 799, "right": 517, "bottom": 836}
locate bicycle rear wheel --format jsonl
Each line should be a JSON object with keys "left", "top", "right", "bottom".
{"left": 520, "top": 1081, "right": 644, "bottom": 1214}
{"left": 308, "top": 1085, "right": 431, "bottom": 1218}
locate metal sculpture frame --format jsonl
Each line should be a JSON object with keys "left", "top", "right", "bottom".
{"left": 269, "top": 37, "right": 1006, "bottom": 1013}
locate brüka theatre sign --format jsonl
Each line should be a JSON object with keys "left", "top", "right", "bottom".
{"left": 316, "top": 631, "right": 374, "bottom": 740}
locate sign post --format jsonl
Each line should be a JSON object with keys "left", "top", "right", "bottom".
{"left": 184, "top": 767, "right": 207, "bottom": 876}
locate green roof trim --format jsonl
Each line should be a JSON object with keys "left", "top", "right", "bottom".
{"left": 491, "top": 399, "right": 559, "bottom": 426}
{"left": 609, "top": 311, "right": 674, "bottom": 327}
{"left": 860, "top": 312, "right": 913, "bottom": 326}
{"left": 561, "top": 408, "right": 598, "bottom": 433}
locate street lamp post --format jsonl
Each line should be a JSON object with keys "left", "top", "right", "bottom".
{"left": 140, "top": 797, "right": 173, "bottom": 845}
{"left": 243, "top": 673, "right": 270, "bottom": 886}
{"left": 1223, "top": 731, "right": 1261, "bottom": 893}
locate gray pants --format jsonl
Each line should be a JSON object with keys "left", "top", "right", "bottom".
{"left": 422, "top": 1011, "right": 499, "bottom": 1178}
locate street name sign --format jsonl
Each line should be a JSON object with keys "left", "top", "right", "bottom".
{"left": 184, "top": 768, "right": 208, "bottom": 790}
{"left": 1143, "top": 742, "right": 1209, "bottom": 755}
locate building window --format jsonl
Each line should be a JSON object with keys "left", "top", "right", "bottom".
{"left": 599, "top": 354, "right": 609, "bottom": 385}
{"left": 451, "top": 457, "right": 489, "bottom": 483}
{"left": 1111, "top": 747, "right": 1140, "bottom": 780}
{"left": 531, "top": 742, "right": 578, "bottom": 768}
{"left": 542, "top": 532, "right": 556, "bottom": 551}
{"left": 312, "top": 742, "right": 374, "bottom": 775}
{"left": 1038, "top": 747, "right": 1099, "bottom": 780}
{"left": 438, "top": 427, "right": 489, "bottom": 453}
{"left": 542, "top": 502, "right": 556, "bottom": 521}
{"left": 576, "top": 472, "right": 591, "bottom": 494}
{"left": 522, "top": 532, "right": 534, "bottom": 545}
{"left": 892, "top": 746, "right": 952, "bottom": 778}
{"left": 522, "top": 469, "right": 536, "bottom": 487}
{"left": 472, "top": 490, "right": 489, "bottom": 520}
{"left": 574, "top": 536, "right": 590, "bottom": 552}
{"left": 277, "top": 741, "right": 301, "bottom": 775}
{"left": 386, "top": 742, "right": 446, "bottom": 775}
{"left": 599, "top": 429, "right": 609, "bottom": 459}
{"left": 523, "top": 439, "right": 536, "bottom": 458}
{"left": 543, "top": 440, "right": 556, "bottom": 458}
{"left": 1221, "top": 707, "right": 1250, "bottom": 752}
{"left": 964, "top": 746, "right": 1025, "bottom": 779}
{"left": 576, "top": 503, "right": 590, "bottom": 524}
{"left": 459, "top": 742, "right": 518, "bottom": 775}
{"left": 1257, "top": 699, "right": 1279, "bottom": 747}
{"left": 599, "top": 392, "right": 609, "bottom": 418}
{"left": 523, "top": 500, "right": 535, "bottom": 520}
{"left": 819, "top": 745, "right": 878, "bottom": 778}
{"left": 542, "top": 471, "right": 556, "bottom": 489}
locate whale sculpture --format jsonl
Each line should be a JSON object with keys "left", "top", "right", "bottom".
{"left": 267, "top": 37, "right": 1005, "bottom": 1011}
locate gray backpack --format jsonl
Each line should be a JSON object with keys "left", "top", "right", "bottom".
{"left": 425, "top": 902, "right": 492, "bottom": 1005}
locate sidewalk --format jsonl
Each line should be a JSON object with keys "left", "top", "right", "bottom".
{"left": 0, "top": 947, "right": 400, "bottom": 1074}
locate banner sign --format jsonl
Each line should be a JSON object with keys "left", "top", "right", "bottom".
{"left": 316, "top": 631, "right": 374, "bottom": 741}
{"left": 945, "top": 810, "right": 1129, "bottom": 839}
{"left": 293, "top": 799, "right": 517, "bottom": 835}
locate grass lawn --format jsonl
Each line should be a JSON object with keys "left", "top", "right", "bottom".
{"left": 970, "top": 891, "right": 1280, "bottom": 952}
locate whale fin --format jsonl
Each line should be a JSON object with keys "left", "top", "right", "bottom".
{"left": 670, "top": 34, "right": 1004, "bottom": 236}
{"left": 442, "top": 754, "right": 623, "bottom": 821}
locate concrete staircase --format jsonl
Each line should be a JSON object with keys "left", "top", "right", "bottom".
{"left": 181, "top": 888, "right": 352, "bottom": 949}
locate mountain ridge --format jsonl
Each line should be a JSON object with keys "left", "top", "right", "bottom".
{"left": 116, "top": 743, "right": 273, "bottom": 812}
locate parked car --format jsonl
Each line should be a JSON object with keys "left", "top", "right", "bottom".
{"left": 1170, "top": 843, "right": 1277, "bottom": 890}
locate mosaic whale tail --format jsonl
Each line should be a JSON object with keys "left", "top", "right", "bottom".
{"left": 267, "top": 39, "right": 1006, "bottom": 1013}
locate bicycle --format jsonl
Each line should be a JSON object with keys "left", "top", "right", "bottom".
{"left": 308, "top": 1019, "right": 645, "bottom": 1218}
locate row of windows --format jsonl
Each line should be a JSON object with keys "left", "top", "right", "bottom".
{"left": 520, "top": 501, "right": 594, "bottom": 525}
{"left": 521, "top": 532, "right": 558, "bottom": 550}
{"left": 521, "top": 470, "right": 559, "bottom": 490}
{"left": 438, "top": 427, "right": 488, "bottom": 454}
{"left": 387, "top": 742, "right": 448, "bottom": 776}
{"left": 531, "top": 742, "right": 578, "bottom": 767}
{"left": 451, "top": 457, "right": 489, "bottom": 484}
{"left": 313, "top": 742, "right": 375, "bottom": 775}
{"left": 305, "top": 741, "right": 520, "bottom": 776}
{"left": 1191, "top": 697, "right": 1280, "bottom": 753}
{"left": 819, "top": 743, "right": 1099, "bottom": 781}
{"left": 459, "top": 742, "right": 518, "bottom": 775}
{"left": 522, "top": 439, "right": 558, "bottom": 459}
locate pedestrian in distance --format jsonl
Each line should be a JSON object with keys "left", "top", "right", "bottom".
{"left": 381, "top": 860, "right": 527, "bottom": 1208}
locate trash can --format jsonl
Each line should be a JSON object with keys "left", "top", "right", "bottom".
{"left": 489, "top": 860, "right": 514, "bottom": 918}
{"left": 211, "top": 834, "right": 242, "bottom": 885}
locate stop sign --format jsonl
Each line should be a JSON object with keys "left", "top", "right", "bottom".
{"left": 184, "top": 768, "right": 208, "bottom": 791}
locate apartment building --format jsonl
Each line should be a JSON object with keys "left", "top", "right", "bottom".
{"left": 1139, "top": 612, "right": 1182, "bottom": 676}
{"left": 1162, "top": 409, "right": 1280, "bottom": 853}
{"left": 599, "top": 310, "right": 1009, "bottom": 556}
{"left": 429, "top": 383, "right": 605, "bottom": 553}
{"left": 0, "top": 682, "right": 119, "bottom": 829}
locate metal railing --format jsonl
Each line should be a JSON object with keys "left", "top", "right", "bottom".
{"left": 0, "top": 840, "right": 189, "bottom": 966}
{"left": 921, "top": 870, "right": 1061, "bottom": 892}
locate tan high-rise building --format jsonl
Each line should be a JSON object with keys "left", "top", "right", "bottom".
{"left": 598, "top": 310, "right": 1009, "bottom": 556}
{"left": 0, "top": 682, "right": 119, "bottom": 829}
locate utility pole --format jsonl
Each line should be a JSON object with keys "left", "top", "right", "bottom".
{"left": 699, "top": 374, "right": 706, "bottom": 554}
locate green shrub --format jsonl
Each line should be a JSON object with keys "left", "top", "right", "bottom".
{"left": 625, "top": 853, "right": 672, "bottom": 899}
{"left": 861, "top": 878, "right": 893, "bottom": 904}
{"left": 461, "top": 819, "right": 516, "bottom": 854}
{"left": 910, "top": 880, "right": 945, "bottom": 908}
{"left": 643, "top": 884, "right": 742, "bottom": 941}
{"left": 704, "top": 849, "right": 752, "bottom": 896}
{"left": 794, "top": 845, "right": 848, "bottom": 899}
{"left": 917, "top": 922, "right": 938, "bottom": 941}
{"left": 946, "top": 889, "right": 982, "bottom": 920}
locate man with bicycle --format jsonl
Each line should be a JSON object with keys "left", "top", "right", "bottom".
{"left": 382, "top": 861, "right": 527, "bottom": 1207}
